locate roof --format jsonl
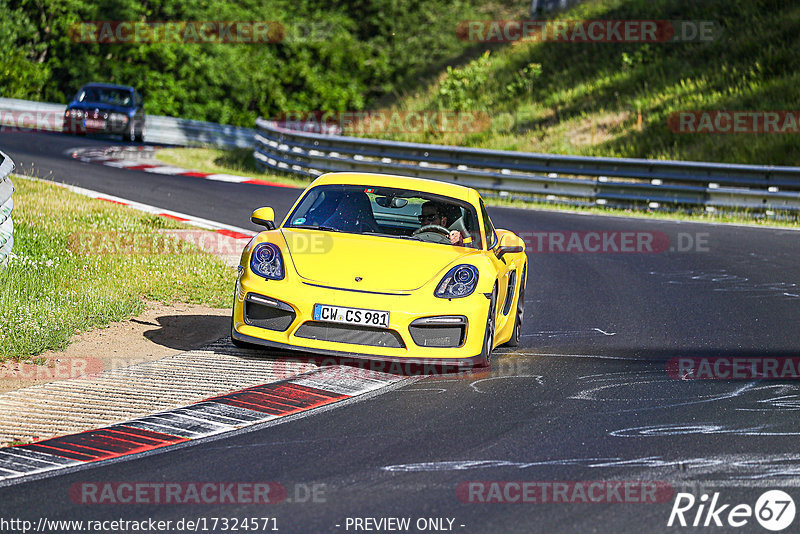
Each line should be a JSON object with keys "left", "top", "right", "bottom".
{"left": 79, "top": 82, "right": 136, "bottom": 92}
{"left": 309, "top": 172, "right": 480, "bottom": 203}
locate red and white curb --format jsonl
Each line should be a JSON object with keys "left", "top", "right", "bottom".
{"left": 71, "top": 146, "right": 298, "bottom": 189}
{"left": 0, "top": 366, "right": 405, "bottom": 485}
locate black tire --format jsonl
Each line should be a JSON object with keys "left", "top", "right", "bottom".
{"left": 230, "top": 316, "right": 259, "bottom": 349}
{"left": 476, "top": 288, "right": 497, "bottom": 368}
{"left": 134, "top": 122, "right": 145, "bottom": 143}
{"left": 503, "top": 266, "right": 526, "bottom": 347}
{"left": 124, "top": 123, "right": 136, "bottom": 142}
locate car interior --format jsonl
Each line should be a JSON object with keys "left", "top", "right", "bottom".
{"left": 286, "top": 185, "right": 482, "bottom": 248}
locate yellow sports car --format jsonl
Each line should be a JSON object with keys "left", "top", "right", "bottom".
{"left": 231, "top": 172, "right": 527, "bottom": 367}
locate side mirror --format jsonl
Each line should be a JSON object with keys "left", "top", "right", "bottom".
{"left": 251, "top": 207, "right": 276, "bottom": 229}
{"left": 495, "top": 233, "right": 524, "bottom": 259}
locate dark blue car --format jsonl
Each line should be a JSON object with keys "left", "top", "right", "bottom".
{"left": 62, "top": 83, "right": 145, "bottom": 142}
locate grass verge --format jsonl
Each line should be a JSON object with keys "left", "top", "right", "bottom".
{"left": 0, "top": 177, "right": 236, "bottom": 361}
{"left": 381, "top": 0, "right": 800, "bottom": 166}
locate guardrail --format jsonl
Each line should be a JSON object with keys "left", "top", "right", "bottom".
{"left": 0, "top": 151, "right": 15, "bottom": 265}
{"left": 0, "top": 97, "right": 255, "bottom": 148}
{"left": 254, "top": 119, "right": 800, "bottom": 213}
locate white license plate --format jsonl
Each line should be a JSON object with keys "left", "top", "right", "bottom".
{"left": 84, "top": 119, "right": 105, "bottom": 129}
{"left": 313, "top": 304, "right": 389, "bottom": 328}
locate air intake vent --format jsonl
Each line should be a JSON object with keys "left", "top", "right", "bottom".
{"left": 245, "top": 295, "right": 296, "bottom": 332}
{"left": 409, "top": 316, "right": 466, "bottom": 348}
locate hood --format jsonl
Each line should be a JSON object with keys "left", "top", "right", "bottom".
{"left": 282, "top": 229, "right": 477, "bottom": 293}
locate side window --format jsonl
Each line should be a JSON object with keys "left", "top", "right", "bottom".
{"left": 480, "top": 199, "right": 497, "bottom": 249}
{"left": 135, "top": 91, "right": 143, "bottom": 107}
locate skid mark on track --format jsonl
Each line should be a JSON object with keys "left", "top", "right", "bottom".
{"left": 592, "top": 328, "right": 617, "bottom": 336}
{"left": 609, "top": 422, "right": 800, "bottom": 438}
{"left": 381, "top": 454, "right": 800, "bottom": 484}
{"left": 648, "top": 269, "right": 800, "bottom": 298}
{"left": 469, "top": 375, "right": 544, "bottom": 394}
{"left": 522, "top": 328, "right": 617, "bottom": 339}
{"left": 736, "top": 386, "right": 800, "bottom": 411}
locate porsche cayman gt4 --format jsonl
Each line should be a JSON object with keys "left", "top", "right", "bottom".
{"left": 231, "top": 172, "right": 527, "bottom": 367}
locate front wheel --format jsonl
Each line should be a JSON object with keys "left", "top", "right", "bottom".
{"left": 503, "top": 266, "right": 526, "bottom": 347}
{"left": 476, "top": 289, "right": 497, "bottom": 368}
{"left": 230, "top": 315, "right": 259, "bottom": 349}
{"left": 123, "top": 123, "right": 135, "bottom": 142}
{"left": 134, "top": 122, "right": 145, "bottom": 143}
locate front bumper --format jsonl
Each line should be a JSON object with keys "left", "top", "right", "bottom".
{"left": 232, "top": 273, "right": 491, "bottom": 364}
{"left": 62, "top": 115, "right": 130, "bottom": 135}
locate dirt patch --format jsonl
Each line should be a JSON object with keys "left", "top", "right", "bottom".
{"left": 0, "top": 302, "right": 231, "bottom": 394}
{"left": 567, "top": 111, "right": 632, "bottom": 148}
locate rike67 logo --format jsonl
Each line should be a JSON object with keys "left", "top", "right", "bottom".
{"left": 668, "top": 490, "right": 796, "bottom": 531}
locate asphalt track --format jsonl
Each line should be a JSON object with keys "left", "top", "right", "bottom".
{"left": 2, "top": 130, "right": 800, "bottom": 533}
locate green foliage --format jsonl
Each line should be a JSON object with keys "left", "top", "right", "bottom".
{"left": 620, "top": 44, "right": 654, "bottom": 71}
{"left": 435, "top": 51, "right": 493, "bottom": 111}
{"left": 1, "top": 0, "right": 496, "bottom": 126}
{"left": 392, "top": 0, "right": 800, "bottom": 166}
{"left": 0, "top": 0, "right": 50, "bottom": 99}
{"left": 505, "top": 62, "right": 542, "bottom": 99}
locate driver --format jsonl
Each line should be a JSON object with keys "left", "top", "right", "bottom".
{"left": 418, "top": 201, "right": 463, "bottom": 246}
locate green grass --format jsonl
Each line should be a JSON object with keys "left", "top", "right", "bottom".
{"left": 155, "top": 147, "right": 308, "bottom": 188}
{"left": 373, "top": 0, "right": 800, "bottom": 167}
{"left": 0, "top": 177, "right": 236, "bottom": 361}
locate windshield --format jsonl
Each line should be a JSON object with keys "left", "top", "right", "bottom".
{"left": 284, "top": 184, "right": 482, "bottom": 249}
{"left": 77, "top": 87, "right": 133, "bottom": 106}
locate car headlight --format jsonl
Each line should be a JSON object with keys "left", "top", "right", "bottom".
{"left": 435, "top": 264, "right": 479, "bottom": 298}
{"left": 250, "top": 243, "right": 284, "bottom": 280}
{"left": 67, "top": 109, "right": 84, "bottom": 118}
{"left": 110, "top": 112, "right": 128, "bottom": 123}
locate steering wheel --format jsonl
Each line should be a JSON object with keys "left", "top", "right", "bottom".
{"left": 412, "top": 224, "right": 451, "bottom": 244}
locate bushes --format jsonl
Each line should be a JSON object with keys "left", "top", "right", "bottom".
{"left": 1, "top": 0, "right": 505, "bottom": 126}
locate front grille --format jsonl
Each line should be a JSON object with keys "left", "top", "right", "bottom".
{"left": 295, "top": 321, "right": 405, "bottom": 348}
{"left": 244, "top": 296, "right": 295, "bottom": 332}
